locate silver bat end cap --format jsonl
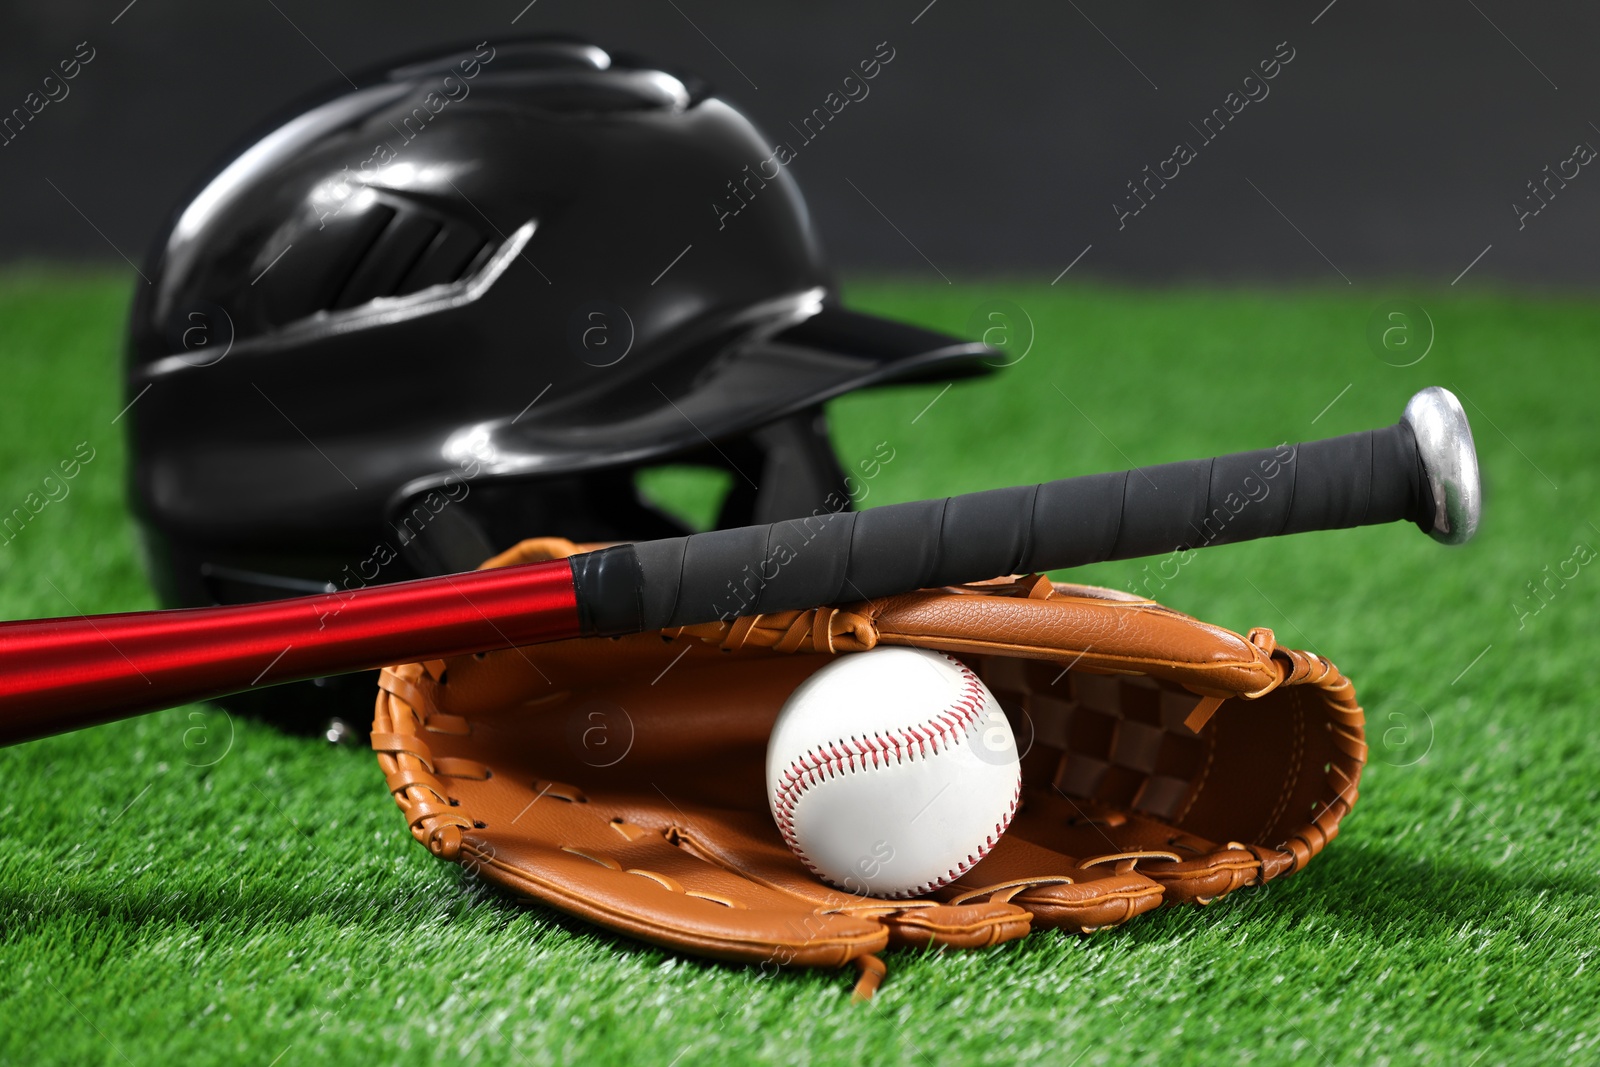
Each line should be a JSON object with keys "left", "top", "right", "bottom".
{"left": 1402, "top": 386, "right": 1481, "bottom": 545}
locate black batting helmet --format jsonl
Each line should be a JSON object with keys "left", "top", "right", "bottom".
{"left": 125, "top": 36, "right": 996, "bottom": 732}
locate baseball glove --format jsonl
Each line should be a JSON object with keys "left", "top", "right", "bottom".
{"left": 373, "top": 538, "right": 1365, "bottom": 998}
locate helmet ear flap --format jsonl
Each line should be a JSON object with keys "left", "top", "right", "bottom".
{"left": 718, "top": 406, "right": 851, "bottom": 528}
{"left": 385, "top": 405, "right": 850, "bottom": 575}
{"left": 388, "top": 495, "right": 500, "bottom": 576}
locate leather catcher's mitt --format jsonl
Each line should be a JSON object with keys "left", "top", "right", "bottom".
{"left": 374, "top": 538, "right": 1365, "bottom": 997}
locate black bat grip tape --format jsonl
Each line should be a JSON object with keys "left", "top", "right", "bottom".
{"left": 572, "top": 421, "right": 1432, "bottom": 635}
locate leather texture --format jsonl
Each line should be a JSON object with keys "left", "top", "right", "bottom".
{"left": 373, "top": 537, "right": 1365, "bottom": 997}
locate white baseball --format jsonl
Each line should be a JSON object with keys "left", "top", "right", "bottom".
{"left": 766, "top": 647, "right": 1020, "bottom": 899}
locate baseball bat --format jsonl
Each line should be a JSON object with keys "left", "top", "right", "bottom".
{"left": 0, "top": 386, "right": 1480, "bottom": 746}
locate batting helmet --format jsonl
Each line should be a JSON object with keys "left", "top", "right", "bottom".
{"left": 125, "top": 36, "right": 996, "bottom": 732}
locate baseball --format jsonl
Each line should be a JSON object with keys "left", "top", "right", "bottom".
{"left": 766, "top": 647, "right": 1021, "bottom": 899}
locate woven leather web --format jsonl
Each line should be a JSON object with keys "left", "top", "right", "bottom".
{"left": 981, "top": 657, "right": 1209, "bottom": 823}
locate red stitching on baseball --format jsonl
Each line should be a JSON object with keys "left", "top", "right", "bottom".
{"left": 772, "top": 654, "right": 1017, "bottom": 899}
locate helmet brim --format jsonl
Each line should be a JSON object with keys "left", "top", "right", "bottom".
{"left": 399, "top": 304, "right": 998, "bottom": 504}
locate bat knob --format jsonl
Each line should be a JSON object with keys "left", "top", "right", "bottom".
{"left": 1402, "top": 386, "right": 1481, "bottom": 545}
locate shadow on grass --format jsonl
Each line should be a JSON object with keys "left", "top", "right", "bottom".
{"left": 10, "top": 841, "right": 1588, "bottom": 999}
{"left": 1103, "top": 845, "right": 1599, "bottom": 949}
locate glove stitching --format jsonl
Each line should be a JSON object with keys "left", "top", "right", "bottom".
{"left": 1257, "top": 685, "right": 1306, "bottom": 845}
{"left": 1171, "top": 699, "right": 1219, "bottom": 825}
{"left": 771, "top": 654, "right": 1019, "bottom": 900}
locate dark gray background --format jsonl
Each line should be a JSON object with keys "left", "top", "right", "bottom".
{"left": 1, "top": 0, "right": 1594, "bottom": 283}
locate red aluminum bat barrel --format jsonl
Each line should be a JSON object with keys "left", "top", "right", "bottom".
{"left": 0, "top": 558, "right": 580, "bottom": 745}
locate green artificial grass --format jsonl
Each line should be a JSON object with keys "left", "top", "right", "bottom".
{"left": 2, "top": 269, "right": 1597, "bottom": 1065}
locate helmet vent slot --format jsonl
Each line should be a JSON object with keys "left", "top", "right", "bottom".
{"left": 328, "top": 202, "right": 489, "bottom": 311}
{"left": 333, "top": 211, "right": 439, "bottom": 309}
{"left": 396, "top": 224, "right": 488, "bottom": 295}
